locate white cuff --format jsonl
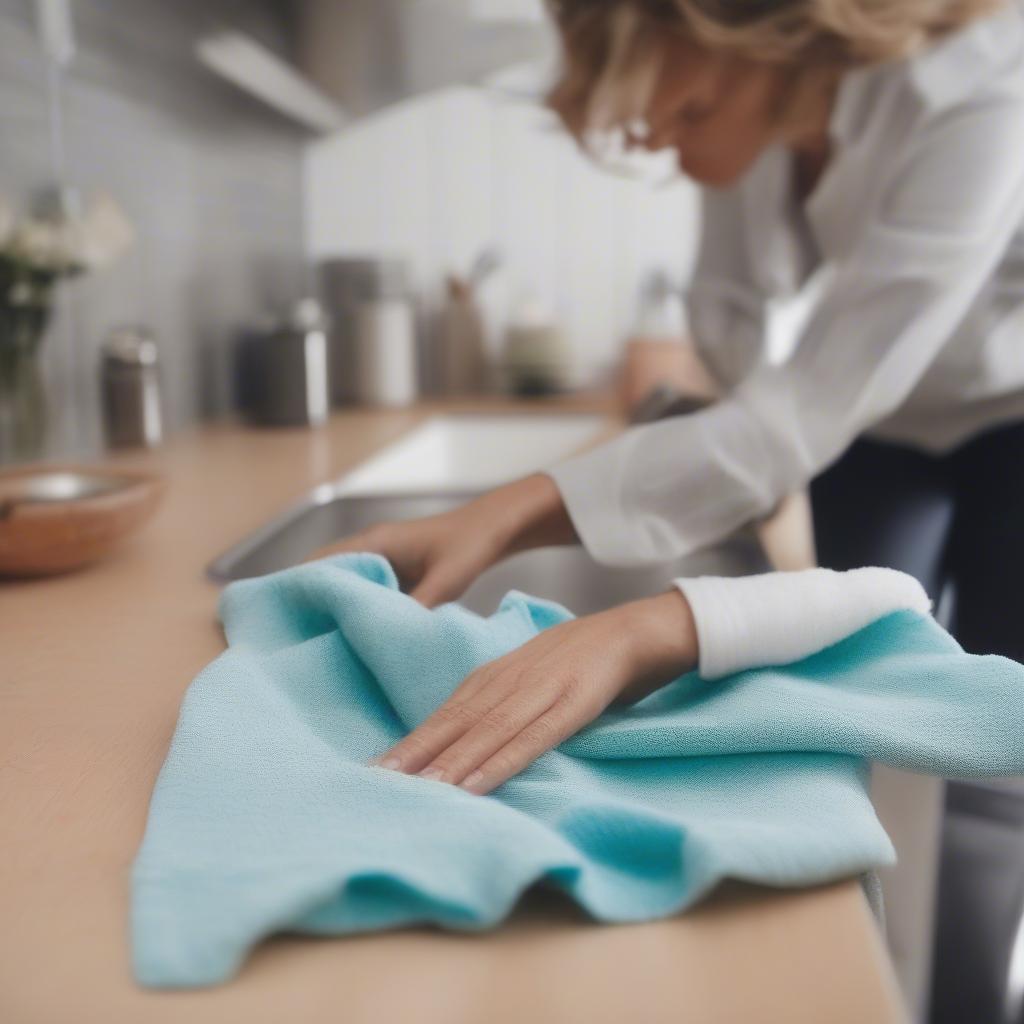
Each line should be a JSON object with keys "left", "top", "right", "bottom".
{"left": 544, "top": 437, "right": 646, "bottom": 569}
{"left": 673, "top": 567, "right": 932, "bottom": 680}
{"left": 545, "top": 401, "right": 780, "bottom": 569}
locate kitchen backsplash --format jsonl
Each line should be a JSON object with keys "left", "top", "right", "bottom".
{"left": 0, "top": 0, "right": 307, "bottom": 459}
{"left": 2, "top": 0, "right": 705, "bottom": 461}
{"left": 304, "top": 85, "right": 700, "bottom": 387}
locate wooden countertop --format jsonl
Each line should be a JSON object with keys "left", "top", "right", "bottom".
{"left": 0, "top": 398, "right": 906, "bottom": 1024}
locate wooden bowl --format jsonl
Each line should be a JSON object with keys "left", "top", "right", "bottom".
{"left": 0, "top": 466, "right": 165, "bottom": 578}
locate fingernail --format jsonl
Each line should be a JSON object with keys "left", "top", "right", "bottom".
{"left": 374, "top": 756, "right": 402, "bottom": 771}
{"left": 460, "top": 770, "right": 484, "bottom": 793}
{"left": 419, "top": 767, "right": 444, "bottom": 782}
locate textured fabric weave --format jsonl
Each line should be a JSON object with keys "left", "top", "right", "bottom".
{"left": 132, "top": 554, "right": 1024, "bottom": 988}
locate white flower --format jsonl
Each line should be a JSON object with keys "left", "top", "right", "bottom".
{"left": 10, "top": 219, "right": 64, "bottom": 269}
{"left": 3, "top": 191, "right": 134, "bottom": 275}
{"left": 74, "top": 192, "right": 135, "bottom": 270}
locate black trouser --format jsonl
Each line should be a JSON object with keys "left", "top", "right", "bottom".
{"left": 812, "top": 419, "right": 1024, "bottom": 1024}
{"left": 811, "top": 419, "right": 1024, "bottom": 662}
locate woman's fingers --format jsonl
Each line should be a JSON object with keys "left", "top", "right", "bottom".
{"left": 369, "top": 596, "right": 696, "bottom": 797}
{"left": 305, "top": 524, "right": 389, "bottom": 564}
{"left": 372, "top": 638, "right": 561, "bottom": 773}
{"left": 305, "top": 535, "right": 364, "bottom": 562}
{"left": 372, "top": 663, "right": 513, "bottom": 774}
{"left": 413, "top": 681, "right": 563, "bottom": 787}
{"left": 459, "top": 706, "right": 577, "bottom": 795}
{"left": 409, "top": 544, "right": 499, "bottom": 608}
{"left": 409, "top": 564, "right": 463, "bottom": 608}
{"left": 372, "top": 624, "right": 606, "bottom": 791}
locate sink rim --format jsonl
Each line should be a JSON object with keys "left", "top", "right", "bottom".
{"left": 333, "top": 410, "right": 609, "bottom": 497}
{"left": 206, "top": 487, "right": 482, "bottom": 583}
{"left": 208, "top": 410, "right": 612, "bottom": 583}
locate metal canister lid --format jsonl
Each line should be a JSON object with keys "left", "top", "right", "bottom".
{"left": 287, "top": 298, "right": 327, "bottom": 333}
{"left": 319, "top": 256, "right": 410, "bottom": 303}
{"left": 103, "top": 327, "right": 159, "bottom": 367}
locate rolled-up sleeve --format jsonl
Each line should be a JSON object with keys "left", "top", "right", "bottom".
{"left": 548, "top": 97, "right": 1024, "bottom": 567}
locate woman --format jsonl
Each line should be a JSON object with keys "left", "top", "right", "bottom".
{"left": 321, "top": 0, "right": 1024, "bottom": 798}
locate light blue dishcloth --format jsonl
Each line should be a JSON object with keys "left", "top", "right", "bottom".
{"left": 132, "top": 554, "right": 1024, "bottom": 988}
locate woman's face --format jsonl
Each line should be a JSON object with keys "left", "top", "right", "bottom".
{"left": 640, "top": 34, "right": 792, "bottom": 187}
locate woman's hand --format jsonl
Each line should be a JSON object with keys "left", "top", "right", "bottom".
{"left": 371, "top": 589, "right": 698, "bottom": 795}
{"left": 308, "top": 473, "right": 577, "bottom": 608}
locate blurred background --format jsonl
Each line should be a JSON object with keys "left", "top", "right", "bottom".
{"left": 0, "top": 0, "right": 719, "bottom": 461}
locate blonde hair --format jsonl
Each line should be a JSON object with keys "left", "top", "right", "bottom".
{"left": 547, "top": 0, "right": 1003, "bottom": 141}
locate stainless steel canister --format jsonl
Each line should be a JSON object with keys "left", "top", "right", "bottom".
{"left": 235, "top": 299, "right": 329, "bottom": 427}
{"left": 319, "top": 257, "right": 418, "bottom": 406}
{"left": 100, "top": 327, "right": 163, "bottom": 449}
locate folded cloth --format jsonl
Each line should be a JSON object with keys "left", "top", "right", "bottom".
{"left": 132, "top": 554, "right": 1024, "bottom": 988}
{"left": 675, "top": 566, "right": 932, "bottom": 680}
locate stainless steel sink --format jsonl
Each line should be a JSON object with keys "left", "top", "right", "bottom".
{"left": 209, "top": 412, "right": 770, "bottom": 611}
{"left": 208, "top": 490, "right": 770, "bottom": 616}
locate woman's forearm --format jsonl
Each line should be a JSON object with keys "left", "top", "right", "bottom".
{"left": 480, "top": 472, "right": 580, "bottom": 559}
{"left": 614, "top": 589, "right": 699, "bottom": 703}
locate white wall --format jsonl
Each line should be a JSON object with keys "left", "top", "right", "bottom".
{"left": 0, "top": 0, "right": 305, "bottom": 461}
{"left": 304, "top": 86, "right": 700, "bottom": 386}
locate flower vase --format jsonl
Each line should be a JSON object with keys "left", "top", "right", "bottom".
{"left": 0, "top": 305, "right": 50, "bottom": 464}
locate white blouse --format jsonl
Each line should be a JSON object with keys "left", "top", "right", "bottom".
{"left": 548, "top": 1, "right": 1024, "bottom": 568}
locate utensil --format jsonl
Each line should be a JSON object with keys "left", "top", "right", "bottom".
{"left": 436, "top": 275, "right": 489, "bottom": 396}
{"left": 467, "top": 247, "right": 502, "bottom": 288}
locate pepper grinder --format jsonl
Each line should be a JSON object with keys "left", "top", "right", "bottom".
{"left": 100, "top": 327, "right": 163, "bottom": 449}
